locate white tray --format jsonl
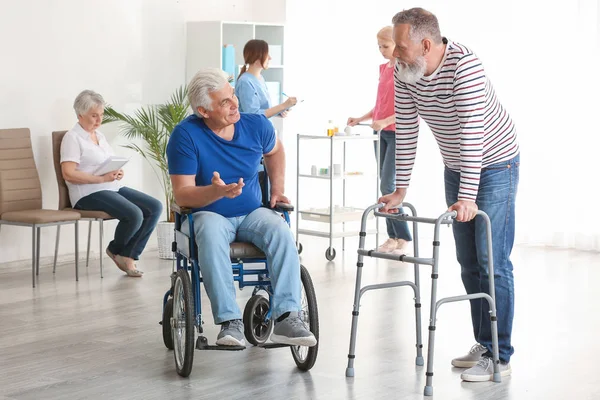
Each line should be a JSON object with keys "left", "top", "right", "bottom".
{"left": 300, "top": 207, "right": 372, "bottom": 223}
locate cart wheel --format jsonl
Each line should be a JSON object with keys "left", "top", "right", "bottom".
{"left": 325, "top": 247, "right": 336, "bottom": 261}
{"left": 297, "top": 242, "right": 303, "bottom": 254}
{"left": 243, "top": 294, "right": 273, "bottom": 345}
{"left": 162, "top": 297, "right": 174, "bottom": 350}
{"left": 291, "top": 265, "right": 319, "bottom": 370}
{"left": 172, "top": 269, "right": 195, "bottom": 377}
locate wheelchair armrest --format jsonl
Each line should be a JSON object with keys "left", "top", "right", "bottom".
{"left": 171, "top": 202, "right": 192, "bottom": 215}
{"left": 272, "top": 202, "right": 294, "bottom": 213}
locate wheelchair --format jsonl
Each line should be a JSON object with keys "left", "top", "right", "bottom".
{"left": 160, "top": 169, "right": 319, "bottom": 377}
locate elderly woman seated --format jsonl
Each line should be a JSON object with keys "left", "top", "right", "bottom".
{"left": 60, "top": 89, "right": 162, "bottom": 277}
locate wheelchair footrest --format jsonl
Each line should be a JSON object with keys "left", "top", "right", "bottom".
{"left": 196, "top": 336, "right": 246, "bottom": 351}
{"left": 258, "top": 343, "right": 291, "bottom": 349}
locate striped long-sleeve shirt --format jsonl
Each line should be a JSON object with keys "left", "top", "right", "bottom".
{"left": 394, "top": 39, "right": 519, "bottom": 201}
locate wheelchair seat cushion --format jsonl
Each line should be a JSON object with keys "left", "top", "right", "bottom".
{"left": 230, "top": 242, "right": 265, "bottom": 259}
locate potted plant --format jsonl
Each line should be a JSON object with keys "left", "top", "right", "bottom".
{"left": 102, "top": 86, "right": 189, "bottom": 259}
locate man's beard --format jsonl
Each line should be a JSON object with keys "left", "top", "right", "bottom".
{"left": 396, "top": 55, "right": 427, "bottom": 84}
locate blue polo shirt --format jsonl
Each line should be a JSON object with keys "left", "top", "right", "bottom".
{"left": 167, "top": 113, "right": 276, "bottom": 218}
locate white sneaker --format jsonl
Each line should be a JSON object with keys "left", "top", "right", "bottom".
{"left": 451, "top": 343, "right": 488, "bottom": 368}
{"left": 377, "top": 238, "right": 399, "bottom": 253}
{"left": 460, "top": 356, "right": 511, "bottom": 382}
{"left": 391, "top": 239, "right": 410, "bottom": 255}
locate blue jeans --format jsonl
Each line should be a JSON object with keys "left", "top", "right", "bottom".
{"left": 182, "top": 207, "right": 301, "bottom": 324}
{"left": 75, "top": 187, "right": 163, "bottom": 260}
{"left": 444, "top": 154, "right": 520, "bottom": 363}
{"left": 374, "top": 130, "right": 412, "bottom": 241}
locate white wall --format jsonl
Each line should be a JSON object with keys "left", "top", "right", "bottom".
{"left": 285, "top": 0, "right": 600, "bottom": 251}
{"left": 0, "top": 0, "right": 286, "bottom": 265}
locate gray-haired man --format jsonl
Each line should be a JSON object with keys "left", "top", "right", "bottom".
{"left": 380, "top": 7, "right": 520, "bottom": 382}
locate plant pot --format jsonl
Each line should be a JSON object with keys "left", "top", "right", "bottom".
{"left": 157, "top": 221, "right": 175, "bottom": 260}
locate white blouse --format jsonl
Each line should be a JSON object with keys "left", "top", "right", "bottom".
{"left": 60, "top": 123, "right": 121, "bottom": 207}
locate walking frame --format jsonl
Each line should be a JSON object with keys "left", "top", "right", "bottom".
{"left": 345, "top": 202, "right": 501, "bottom": 396}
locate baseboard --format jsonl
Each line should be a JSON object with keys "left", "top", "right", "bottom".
{"left": 0, "top": 245, "right": 159, "bottom": 269}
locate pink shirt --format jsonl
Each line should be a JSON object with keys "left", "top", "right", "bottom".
{"left": 372, "top": 62, "right": 395, "bottom": 131}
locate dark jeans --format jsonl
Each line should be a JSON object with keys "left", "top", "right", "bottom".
{"left": 75, "top": 187, "right": 162, "bottom": 260}
{"left": 374, "top": 130, "right": 412, "bottom": 241}
{"left": 444, "top": 154, "right": 520, "bottom": 363}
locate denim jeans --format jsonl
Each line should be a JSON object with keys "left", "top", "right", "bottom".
{"left": 374, "top": 130, "right": 412, "bottom": 241}
{"left": 444, "top": 154, "right": 520, "bottom": 363}
{"left": 182, "top": 207, "right": 301, "bottom": 324}
{"left": 75, "top": 187, "right": 163, "bottom": 260}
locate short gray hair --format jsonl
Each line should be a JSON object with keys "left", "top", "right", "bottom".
{"left": 392, "top": 7, "right": 443, "bottom": 44}
{"left": 188, "top": 68, "right": 229, "bottom": 117}
{"left": 73, "top": 89, "right": 105, "bottom": 116}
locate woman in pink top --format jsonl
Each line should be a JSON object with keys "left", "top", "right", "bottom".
{"left": 347, "top": 26, "right": 412, "bottom": 253}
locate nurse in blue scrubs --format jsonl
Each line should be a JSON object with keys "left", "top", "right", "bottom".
{"left": 235, "top": 39, "right": 297, "bottom": 117}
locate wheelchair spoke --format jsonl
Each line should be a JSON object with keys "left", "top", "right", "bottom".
{"left": 290, "top": 266, "right": 319, "bottom": 371}
{"left": 171, "top": 269, "right": 195, "bottom": 377}
{"left": 173, "top": 279, "right": 184, "bottom": 367}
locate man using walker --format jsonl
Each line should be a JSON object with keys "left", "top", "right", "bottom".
{"left": 379, "top": 7, "right": 520, "bottom": 382}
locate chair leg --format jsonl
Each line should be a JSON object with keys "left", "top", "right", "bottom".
{"left": 53, "top": 225, "right": 61, "bottom": 273}
{"left": 99, "top": 219, "right": 104, "bottom": 279}
{"left": 86, "top": 220, "right": 92, "bottom": 268}
{"left": 32, "top": 227, "right": 37, "bottom": 288}
{"left": 36, "top": 227, "right": 41, "bottom": 276}
{"left": 75, "top": 221, "right": 79, "bottom": 282}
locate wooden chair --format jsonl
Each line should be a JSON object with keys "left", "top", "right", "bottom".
{"left": 51, "top": 130, "right": 114, "bottom": 278}
{"left": 0, "top": 128, "right": 80, "bottom": 287}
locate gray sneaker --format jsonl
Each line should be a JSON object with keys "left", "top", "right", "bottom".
{"left": 460, "top": 356, "right": 512, "bottom": 382}
{"left": 216, "top": 319, "right": 245, "bottom": 346}
{"left": 451, "top": 343, "right": 488, "bottom": 368}
{"left": 270, "top": 312, "right": 317, "bottom": 347}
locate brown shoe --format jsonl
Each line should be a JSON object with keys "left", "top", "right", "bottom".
{"left": 106, "top": 248, "right": 127, "bottom": 272}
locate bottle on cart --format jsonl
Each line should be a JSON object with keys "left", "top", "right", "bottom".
{"left": 327, "top": 120, "right": 335, "bottom": 137}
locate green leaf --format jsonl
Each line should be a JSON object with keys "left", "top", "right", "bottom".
{"left": 103, "top": 85, "right": 190, "bottom": 222}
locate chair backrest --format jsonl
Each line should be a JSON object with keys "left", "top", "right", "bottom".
{"left": 51, "top": 130, "right": 71, "bottom": 210}
{"left": 0, "top": 128, "right": 43, "bottom": 215}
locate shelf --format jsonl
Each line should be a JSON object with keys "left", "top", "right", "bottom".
{"left": 299, "top": 207, "right": 374, "bottom": 223}
{"left": 237, "top": 64, "right": 284, "bottom": 68}
{"left": 298, "top": 173, "right": 371, "bottom": 180}
{"left": 297, "top": 134, "right": 378, "bottom": 141}
{"left": 298, "top": 228, "right": 378, "bottom": 239}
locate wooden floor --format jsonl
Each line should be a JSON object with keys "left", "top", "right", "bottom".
{"left": 0, "top": 234, "right": 598, "bottom": 400}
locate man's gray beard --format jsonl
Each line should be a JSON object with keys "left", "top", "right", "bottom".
{"left": 396, "top": 56, "right": 427, "bottom": 84}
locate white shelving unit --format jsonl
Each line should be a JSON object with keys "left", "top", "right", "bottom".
{"left": 186, "top": 21, "right": 284, "bottom": 101}
{"left": 185, "top": 20, "right": 286, "bottom": 134}
{"left": 295, "top": 134, "right": 381, "bottom": 261}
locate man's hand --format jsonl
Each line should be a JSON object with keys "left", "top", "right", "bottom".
{"left": 448, "top": 200, "right": 478, "bottom": 222}
{"left": 379, "top": 188, "right": 407, "bottom": 213}
{"left": 280, "top": 110, "right": 289, "bottom": 118}
{"left": 116, "top": 169, "right": 124, "bottom": 180}
{"left": 270, "top": 192, "right": 290, "bottom": 208}
{"left": 211, "top": 171, "right": 244, "bottom": 199}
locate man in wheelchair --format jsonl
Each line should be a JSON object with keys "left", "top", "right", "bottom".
{"left": 166, "top": 68, "right": 316, "bottom": 348}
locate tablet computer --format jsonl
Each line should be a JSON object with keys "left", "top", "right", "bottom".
{"left": 93, "top": 156, "right": 130, "bottom": 176}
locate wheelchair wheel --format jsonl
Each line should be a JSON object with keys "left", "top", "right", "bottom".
{"left": 291, "top": 265, "right": 319, "bottom": 370}
{"left": 172, "top": 269, "right": 195, "bottom": 377}
{"left": 243, "top": 294, "right": 273, "bottom": 345}
{"left": 162, "top": 298, "right": 174, "bottom": 350}
{"left": 297, "top": 242, "right": 303, "bottom": 254}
